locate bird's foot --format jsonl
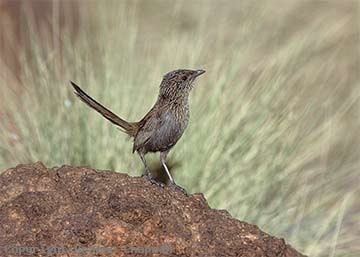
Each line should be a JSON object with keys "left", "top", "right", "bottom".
{"left": 169, "top": 182, "right": 188, "bottom": 196}
{"left": 141, "top": 174, "right": 165, "bottom": 188}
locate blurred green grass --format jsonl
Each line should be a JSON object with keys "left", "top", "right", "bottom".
{"left": 0, "top": 1, "right": 359, "bottom": 256}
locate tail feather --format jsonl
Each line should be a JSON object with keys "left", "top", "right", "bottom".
{"left": 70, "top": 81, "right": 137, "bottom": 137}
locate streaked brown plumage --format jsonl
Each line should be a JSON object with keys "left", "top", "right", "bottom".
{"left": 70, "top": 69, "right": 205, "bottom": 190}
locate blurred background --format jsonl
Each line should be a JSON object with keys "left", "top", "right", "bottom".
{"left": 0, "top": 0, "right": 359, "bottom": 256}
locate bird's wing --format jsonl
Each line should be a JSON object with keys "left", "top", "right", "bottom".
{"left": 133, "top": 109, "right": 181, "bottom": 154}
{"left": 132, "top": 105, "right": 160, "bottom": 153}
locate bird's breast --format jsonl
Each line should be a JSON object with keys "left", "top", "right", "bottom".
{"left": 170, "top": 104, "right": 189, "bottom": 131}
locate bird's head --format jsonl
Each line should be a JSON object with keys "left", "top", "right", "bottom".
{"left": 159, "top": 69, "right": 206, "bottom": 99}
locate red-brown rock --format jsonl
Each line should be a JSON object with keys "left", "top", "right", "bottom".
{"left": 0, "top": 162, "right": 306, "bottom": 257}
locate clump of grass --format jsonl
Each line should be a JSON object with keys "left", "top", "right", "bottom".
{"left": 0, "top": 1, "right": 358, "bottom": 256}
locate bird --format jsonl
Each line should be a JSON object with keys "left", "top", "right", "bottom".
{"left": 70, "top": 69, "right": 205, "bottom": 191}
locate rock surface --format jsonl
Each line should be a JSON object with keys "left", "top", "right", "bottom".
{"left": 0, "top": 162, "right": 306, "bottom": 257}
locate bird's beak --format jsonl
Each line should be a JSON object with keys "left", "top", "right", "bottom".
{"left": 194, "top": 69, "right": 206, "bottom": 77}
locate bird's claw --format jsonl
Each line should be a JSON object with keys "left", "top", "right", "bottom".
{"left": 169, "top": 182, "right": 188, "bottom": 196}
{"left": 141, "top": 174, "right": 187, "bottom": 195}
{"left": 141, "top": 174, "right": 165, "bottom": 188}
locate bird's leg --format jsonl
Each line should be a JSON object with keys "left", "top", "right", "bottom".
{"left": 138, "top": 151, "right": 164, "bottom": 188}
{"left": 138, "top": 151, "right": 150, "bottom": 177}
{"left": 160, "top": 151, "right": 188, "bottom": 195}
{"left": 160, "top": 151, "right": 174, "bottom": 184}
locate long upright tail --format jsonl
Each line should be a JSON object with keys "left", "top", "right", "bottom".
{"left": 70, "top": 81, "right": 137, "bottom": 137}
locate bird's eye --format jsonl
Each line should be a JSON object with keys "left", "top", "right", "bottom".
{"left": 181, "top": 75, "right": 187, "bottom": 81}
